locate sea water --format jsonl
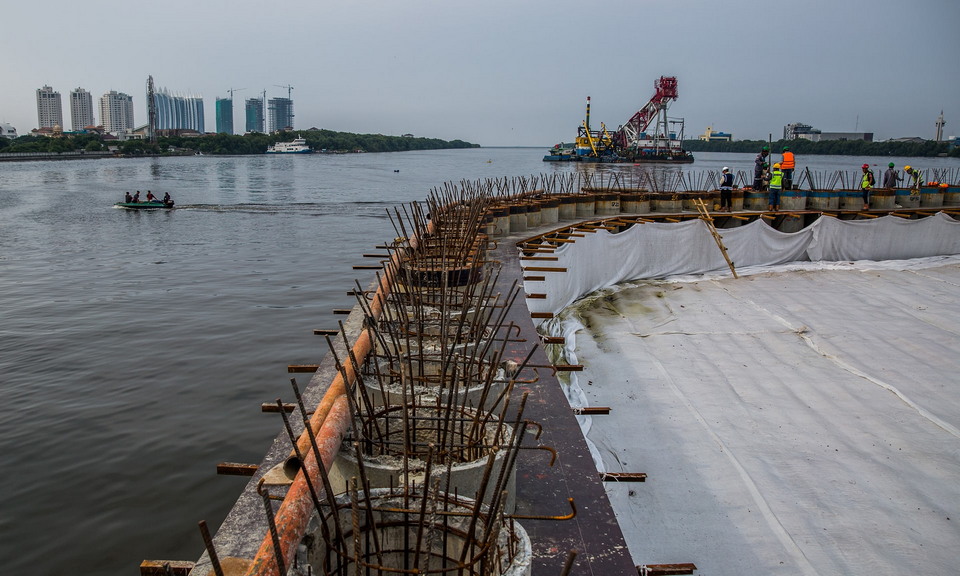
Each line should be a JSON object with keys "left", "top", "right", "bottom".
{"left": 1, "top": 149, "right": 957, "bottom": 575}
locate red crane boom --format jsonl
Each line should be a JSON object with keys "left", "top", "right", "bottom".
{"left": 613, "top": 76, "right": 678, "bottom": 148}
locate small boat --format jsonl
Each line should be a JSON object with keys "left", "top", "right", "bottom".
{"left": 266, "top": 136, "right": 313, "bottom": 154}
{"left": 115, "top": 201, "right": 175, "bottom": 210}
{"left": 543, "top": 143, "right": 579, "bottom": 162}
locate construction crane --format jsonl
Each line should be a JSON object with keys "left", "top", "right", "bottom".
{"left": 612, "top": 76, "right": 678, "bottom": 149}
{"left": 611, "top": 76, "right": 691, "bottom": 161}
{"left": 227, "top": 87, "right": 245, "bottom": 100}
{"left": 274, "top": 84, "right": 294, "bottom": 100}
{"left": 574, "top": 96, "right": 617, "bottom": 160}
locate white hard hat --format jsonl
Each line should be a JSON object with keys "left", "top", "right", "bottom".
{"left": 722, "top": 166, "right": 729, "bottom": 171}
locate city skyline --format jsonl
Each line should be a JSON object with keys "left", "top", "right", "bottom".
{"left": 1, "top": 0, "right": 958, "bottom": 146}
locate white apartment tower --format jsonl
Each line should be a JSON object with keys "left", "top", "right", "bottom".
{"left": 36, "top": 85, "right": 63, "bottom": 129}
{"left": 70, "top": 87, "right": 95, "bottom": 131}
{"left": 99, "top": 91, "right": 134, "bottom": 133}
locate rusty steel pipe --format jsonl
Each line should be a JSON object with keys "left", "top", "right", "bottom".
{"left": 245, "top": 219, "right": 437, "bottom": 576}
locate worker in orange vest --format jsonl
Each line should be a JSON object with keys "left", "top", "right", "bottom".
{"left": 780, "top": 146, "right": 795, "bottom": 190}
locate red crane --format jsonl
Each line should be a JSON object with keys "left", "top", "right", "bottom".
{"left": 612, "top": 76, "right": 679, "bottom": 150}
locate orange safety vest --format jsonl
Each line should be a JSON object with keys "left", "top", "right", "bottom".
{"left": 781, "top": 151, "right": 795, "bottom": 170}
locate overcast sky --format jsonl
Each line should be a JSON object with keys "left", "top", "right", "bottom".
{"left": 2, "top": 0, "right": 958, "bottom": 146}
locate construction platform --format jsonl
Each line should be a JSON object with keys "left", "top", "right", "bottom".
{"left": 143, "top": 179, "right": 959, "bottom": 576}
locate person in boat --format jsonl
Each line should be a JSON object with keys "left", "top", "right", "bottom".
{"left": 162, "top": 192, "right": 172, "bottom": 205}
{"left": 124, "top": 192, "right": 132, "bottom": 203}
{"left": 753, "top": 146, "right": 769, "bottom": 190}
{"left": 146, "top": 191, "right": 156, "bottom": 202}
{"left": 133, "top": 191, "right": 141, "bottom": 203}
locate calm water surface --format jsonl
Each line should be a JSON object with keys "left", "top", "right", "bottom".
{"left": 1, "top": 149, "right": 957, "bottom": 575}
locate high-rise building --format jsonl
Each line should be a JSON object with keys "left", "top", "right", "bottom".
{"left": 215, "top": 97, "right": 234, "bottom": 134}
{"left": 99, "top": 91, "right": 135, "bottom": 133}
{"left": 268, "top": 97, "right": 294, "bottom": 132}
{"left": 245, "top": 98, "right": 264, "bottom": 133}
{"left": 36, "top": 85, "right": 63, "bottom": 129}
{"left": 70, "top": 87, "right": 95, "bottom": 131}
{"left": 153, "top": 88, "right": 204, "bottom": 133}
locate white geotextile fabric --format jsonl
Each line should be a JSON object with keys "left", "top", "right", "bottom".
{"left": 557, "top": 258, "right": 960, "bottom": 575}
{"left": 523, "top": 212, "right": 960, "bottom": 318}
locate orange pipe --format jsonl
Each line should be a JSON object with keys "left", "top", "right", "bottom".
{"left": 245, "top": 224, "right": 434, "bottom": 576}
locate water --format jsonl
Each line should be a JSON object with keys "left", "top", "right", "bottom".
{"left": 1, "top": 149, "right": 957, "bottom": 575}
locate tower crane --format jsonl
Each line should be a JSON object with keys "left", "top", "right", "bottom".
{"left": 274, "top": 84, "right": 294, "bottom": 100}
{"left": 227, "top": 87, "right": 246, "bottom": 100}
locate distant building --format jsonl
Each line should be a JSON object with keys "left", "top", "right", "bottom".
{"left": 784, "top": 122, "right": 872, "bottom": 142}
{"left": 935, "top": 111, "right": 945, "bottom": 142}
{"left": 245, "top": 98, "right": 264, "bottom": 133}
{"left": 153, "top": 88, "right": 204, "bottom": 133}
{"left": 70, "top": 87, "right": 95, "bottom": 131}
{"left": 268, "top": 97, "right": 294, "bottom": 132}
{"left": 0, "top": 123, "right": 17, "bottom": 139}
{"left": 215, "top": 97, "right": 234, "bottom": 135}
{"left": 99, "top": 91, "right": 135, "bottom": 133}
{"left": 699, "top": 126, "right": 733, "bottom": 142}
{"left": 36, "top": 85, "right": 63, "bottom": 129}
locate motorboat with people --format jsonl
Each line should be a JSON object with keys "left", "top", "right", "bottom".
{"left": 115, "top": 191, "right": 175, "bottom": 210}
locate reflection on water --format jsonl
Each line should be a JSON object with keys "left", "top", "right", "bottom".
{"left": 0, "top": 148, "right": 956, "bottom": 576}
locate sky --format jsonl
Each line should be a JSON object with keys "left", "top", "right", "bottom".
{"left": 1, "top": 0, "right": 958, "bottom": 146}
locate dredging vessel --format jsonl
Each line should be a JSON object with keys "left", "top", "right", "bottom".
{"left": 544, "top": 76, "right": 694, "bottom": 164}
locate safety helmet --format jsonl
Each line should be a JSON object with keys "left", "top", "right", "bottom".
{"left": 722, "top": 166, "right": 729, "bottom": 172}
{"left": 862, "top": 164, "right": 869, "bottom": 169}
{"left": 773, "top": 163, "right": 781, "bottom": 169}
{"left": 904, "top": 165, "right": 912, "bottom": 171}
{"left": 782, "top": 146, "right": 789, "bottom": 151}
{"left": 762, "top": 146, "right": 769, "bottom": 151}
{"left": 888, "top": 162, "right": 895, "bottom": 167}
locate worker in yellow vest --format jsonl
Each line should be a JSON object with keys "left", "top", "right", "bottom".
{"left": 860, "top": 163, "right": 875, "bottom": 209}
{"left": 768, "top": 163, "right": 783, "bottom": 212}
{"left": 780, "top": 146, "right": 795, "bottom": 190}
{"left": 904, "top": 165, "right": 922, "bottom": 191}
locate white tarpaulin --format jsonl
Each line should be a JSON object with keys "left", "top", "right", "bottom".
{"left": 521, "top": 214, "right": 960, "bottom": 575}
{"left": 523, "top": 213, "right": 960, "bottom": 319}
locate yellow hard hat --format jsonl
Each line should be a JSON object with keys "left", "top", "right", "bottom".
{"left": 904, "top": 165, "right": 911, "bottom": 171}
{"left": 773, "top": 162, "right": 781, "bottom": 169}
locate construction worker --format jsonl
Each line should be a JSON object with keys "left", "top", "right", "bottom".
{"left": 882, "top": 162, "right": 901, "bottom": 188}
{"left": 753, "top": 146, "right": 769, "bottom": 190}
{"left": 768, "top": 162, "right": 783, "bottom": 211}
{"left": 860, "top": 164, "right": 875, "bottom": 209}
{"left": 904, "top": 165, "right": 923, "bottom": 190}
{"left": 719, "top": 167, "right": 734, "bottom": 211}
{"left": 780, "top": 146, "right": 796, "bottom": 190}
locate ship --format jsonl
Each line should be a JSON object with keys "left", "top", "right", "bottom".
{"left": 544, "top": 76, "right": 694, "bottom": 163}
{"left": 265, "top": 135, "right": 313, "bottom": 154}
